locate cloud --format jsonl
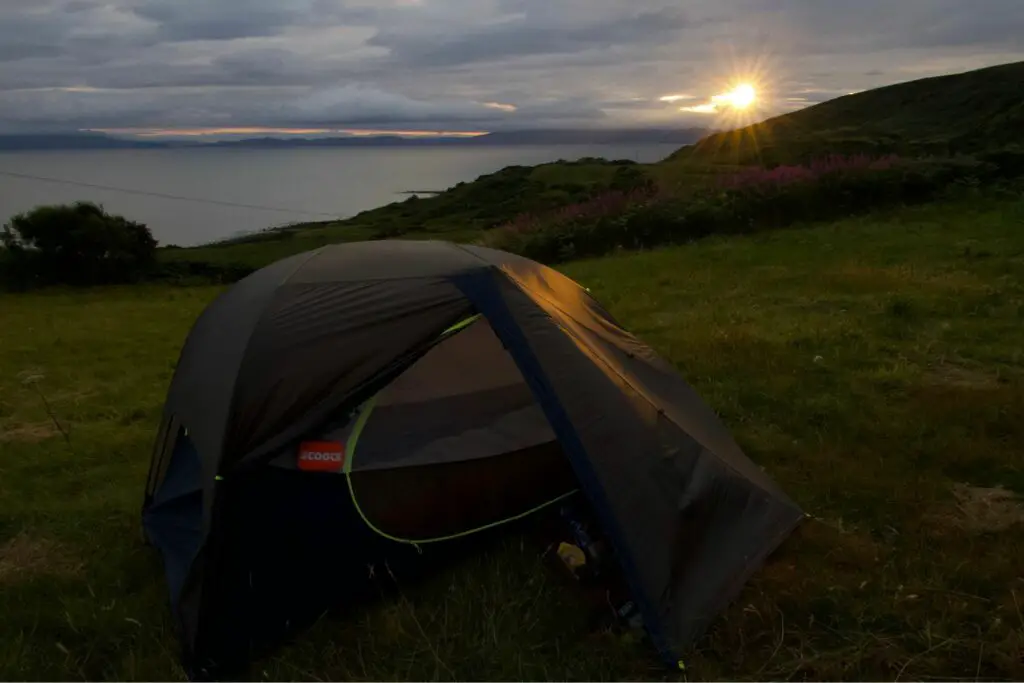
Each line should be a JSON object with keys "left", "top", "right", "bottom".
{"left": 129, "top": 0, "right": 329, "bottom": 42}
{"left": 367, "top": 7, "right": 692, "bottom": 67}
{"left": 0, "top": 82, "right": 607, "bottom": 133}
{"left": 0, "top": 0, "right": 1022, "bottom": 133}
{"left": 0, "top": 0, "right": 158, "bottom": 65}
{"left": 277, "top": 86, "right": 506, "bottom": 126}
{"left": 729, "top": 0, "right": 1024, "bottom": 54}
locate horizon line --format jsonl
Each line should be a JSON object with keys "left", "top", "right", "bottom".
{"left": 86, "top": 126, "right": 492, "bottom": 138}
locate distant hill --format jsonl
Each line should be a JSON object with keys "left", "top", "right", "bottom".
{"left": 210, "top": 129, "right": 710, "bottom": 147}
{"left": 0, "top": 133, "right": 170, "bottom": 150}
{"left": 671, "top": 60, "right": 1024, "bottom": 165}
{"left": 463, "top": 128, "right": 711, "bottom": 145}
{"left": 0, "top": 128, "right": 711, "bottom": 151}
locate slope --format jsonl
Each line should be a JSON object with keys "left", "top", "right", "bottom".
{"left": 155, "top": 60, "right": 1023, "bottom": 274}
{"left": 669, "top": 60, "right": 1024, "bottom": 165}
{"left": 161, "top": 157, "right": 671, "bottom": 268}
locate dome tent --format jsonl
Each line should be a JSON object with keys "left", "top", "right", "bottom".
{"left": 142, "top": 240, "right": 803, "bottom": 679}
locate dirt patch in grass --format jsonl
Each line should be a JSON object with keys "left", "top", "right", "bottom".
{"left": 923, "top": 363, "right": 1000, "bottom": 390}
{"left": 0, "top": 533, "right": 81, "bottom": 583}
{"left": 0, "top": 421, "right": 58, "bottom": 443}
{"left": 949, "top": 484, "right": 1024, "bottom": 532}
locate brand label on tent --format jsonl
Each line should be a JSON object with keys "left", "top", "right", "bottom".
{"left": 297, "top": 441, "right": 345, "bottom": 472}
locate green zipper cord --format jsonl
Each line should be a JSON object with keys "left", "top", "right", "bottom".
{"left": 342, "top": 313, "right": 579, "bottom": 549}
{"left": 343, "top": 390, "right": 578, "bottom": 549}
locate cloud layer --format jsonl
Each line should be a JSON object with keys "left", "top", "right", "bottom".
{"left": 1, "top": 0, "right": 1022, "bottom": 134}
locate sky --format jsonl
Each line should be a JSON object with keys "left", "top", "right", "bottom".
{"left": 1, "top": 0, "right": 1022, "bottom": 138}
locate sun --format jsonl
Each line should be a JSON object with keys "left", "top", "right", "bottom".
{"left": 671, "top": 79, "right": 763, "bottom": 118}
{"left": 718, "top": 83, "right": 756, "bottom": 110}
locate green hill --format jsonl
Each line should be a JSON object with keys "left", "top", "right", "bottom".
{"left": 670, "top": 60, "right": 1024, "bottom": 165}
{"left": 162, "top": 157, "right": 694, "bottom": 268}
{"left": 40, "top": 59, "right": 982, "bottom": 285}
{"left": 151, "top": 151, "right": 744, "bottom": 271}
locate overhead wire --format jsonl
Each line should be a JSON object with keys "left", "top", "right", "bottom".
{"left": 0, "top": 169, "right": 341, "bottom": 218}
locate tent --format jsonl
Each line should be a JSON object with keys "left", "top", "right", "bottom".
{"left": 142, "top": 240, "right": 803, "bottom": 679}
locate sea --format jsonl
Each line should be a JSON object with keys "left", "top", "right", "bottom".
{"left": 0, "top": 144, "right": 680, "bottom": 247}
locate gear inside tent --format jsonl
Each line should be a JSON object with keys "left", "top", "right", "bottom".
{"left": 142, "top": 240, "right": 803, "bottom": 680}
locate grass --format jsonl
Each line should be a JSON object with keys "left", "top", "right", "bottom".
{"left": 152, "top": 153, "right": 745, "bottom": 271}
{"left": 671, "top": 61, "right": 1024, "bottom": 165}
{"left": 2, "top": 196, "right": 1024, "bottom": 680}
{"left": 170, "top": 158, "right": 659, "bottom": 263}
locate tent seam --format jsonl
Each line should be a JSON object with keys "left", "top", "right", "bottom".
{"left": 219, "top": 246, "right": 330, "bottom": 466}
{"left": 451, "top": 268, "right": 680, "bottom": 667}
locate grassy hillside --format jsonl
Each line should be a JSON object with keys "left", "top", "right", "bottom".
{"left": 196, "top": 158, "right": 653, "bottom": 246}
{"left": 670, "top": 61, "right": 1024, "bottom": 165}
{"left": 154, "top": 60, "right": 1024, "bottom": 273}
{"left": 156, "top": 157, "right": 742, "bottom": 271}
{"left": 3, "top": 196, "right": 1023, "bottom": 680}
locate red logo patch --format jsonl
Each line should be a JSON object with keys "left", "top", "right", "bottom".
{"left": 297, "top": 441, "right": 345, "bottom": 472}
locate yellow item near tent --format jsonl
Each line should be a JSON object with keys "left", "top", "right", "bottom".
{"left": 557, "top": 542, "right": 587, "bottom": 571}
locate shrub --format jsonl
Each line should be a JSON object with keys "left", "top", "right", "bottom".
{"left": 978, "top": 147, "right": 1024, "bottom": 178}
{"left": 483, "top": 155, "right": 999, "bottom": 263}
{"left": 1, "top": 201, "right": 157, "bottom": 288}
{"left": 716, "top": 153, "right": 901, "bottom": 190}
{"left": 608, "top": 165, "right": 657, "bottom": 193}
{"left": 483, "top": 185, "right": 661, "bottom": 259}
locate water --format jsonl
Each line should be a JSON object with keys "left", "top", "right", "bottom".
{"left": 0, "top": 144, "right": 680, "bottom": 247}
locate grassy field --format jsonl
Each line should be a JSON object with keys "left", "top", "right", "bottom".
{"left": 2, "top": 196, "right": 1023, "bottom": 680}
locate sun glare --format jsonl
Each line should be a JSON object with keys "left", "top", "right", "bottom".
{"left": 675, "top": 81, "right": 760, "bottom": 116}
{"left": 713, "top": 83, "right": 756, "bottom": 110}
{"left": 729, "top": 83, "right": 756, "bottom": 108}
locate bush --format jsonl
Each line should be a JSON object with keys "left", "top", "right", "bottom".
{"left": 978, "top": 147, "right": 1024, "bottom": 178}
{"left": 483, "top": 155, "right": 1000, "bottom": 263}
{"left": 608, "top": 165, "right": 657, "bottom": 193}
{"left": 1, "top": 201, "right": 157, "bottom": 288}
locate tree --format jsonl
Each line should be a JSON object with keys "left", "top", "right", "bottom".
{"left": 1, "top": 201, "right": 157, "bottom": 287}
